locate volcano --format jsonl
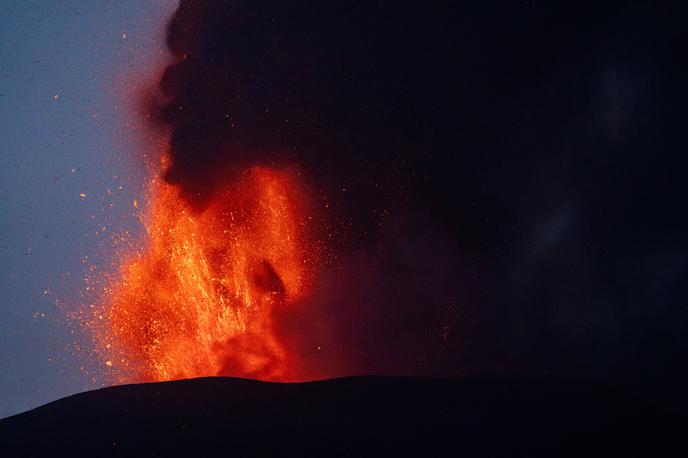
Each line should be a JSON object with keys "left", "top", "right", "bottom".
{"left": 1, "top": 376, "right": 685, "bottom": 456}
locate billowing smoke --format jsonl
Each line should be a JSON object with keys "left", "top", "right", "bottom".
{"left": 137, "top": 0, "right": 687, "bottom": 394}
{"left": 145, "top": 0, "right": 475, "bottom": 378}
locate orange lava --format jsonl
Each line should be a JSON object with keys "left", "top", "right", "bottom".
{"left": 95, "top": 158, "right": 320, "bottom": 383}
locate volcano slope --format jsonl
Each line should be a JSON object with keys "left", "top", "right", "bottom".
{"left": 0, "top": 376, "right": 685, "bottom": 456}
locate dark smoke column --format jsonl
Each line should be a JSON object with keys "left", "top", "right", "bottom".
{"left": 147, "top": 0, "right": 470, "bottom": 379}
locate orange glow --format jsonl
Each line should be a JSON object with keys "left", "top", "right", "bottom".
{"left": 93, "top": 157, "right": 320, "bottom": 383}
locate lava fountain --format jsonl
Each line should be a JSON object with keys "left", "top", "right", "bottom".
{"left": 92, "top": 153, "right": 321, "bottom": 383}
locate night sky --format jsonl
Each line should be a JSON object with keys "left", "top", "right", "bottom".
{"left": 2, "top": 0, "right": 687, "bottom": 418}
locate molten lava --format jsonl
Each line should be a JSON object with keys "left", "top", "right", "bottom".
{"left": 95, "top": 158, "right": 320, "bottom": 383}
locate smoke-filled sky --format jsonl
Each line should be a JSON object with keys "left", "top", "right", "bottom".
{"left": 2, "top": 0, "right": 687, "bottom": 418}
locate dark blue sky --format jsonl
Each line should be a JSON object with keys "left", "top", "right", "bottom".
{"left": 0, "top": 0, "right": 174, "bottom": 418}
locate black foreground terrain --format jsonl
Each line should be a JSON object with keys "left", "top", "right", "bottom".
{"left": 1, "top": 376, "right": 685, "bottom": 457}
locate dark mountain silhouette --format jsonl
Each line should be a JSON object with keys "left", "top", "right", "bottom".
{"left": 1, "top": 376, "right": 685, "bottom": 456}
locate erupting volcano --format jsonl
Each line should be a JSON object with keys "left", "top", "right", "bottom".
{"left": 91, "top": 155, "right": 321, "bottom": 382}
{"left": 3, "top": 3, "right": 687, "bottom": 455}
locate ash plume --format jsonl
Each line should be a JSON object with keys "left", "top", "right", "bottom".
{"left": 147, "top": 0, "right": 688, "bottom": 397}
